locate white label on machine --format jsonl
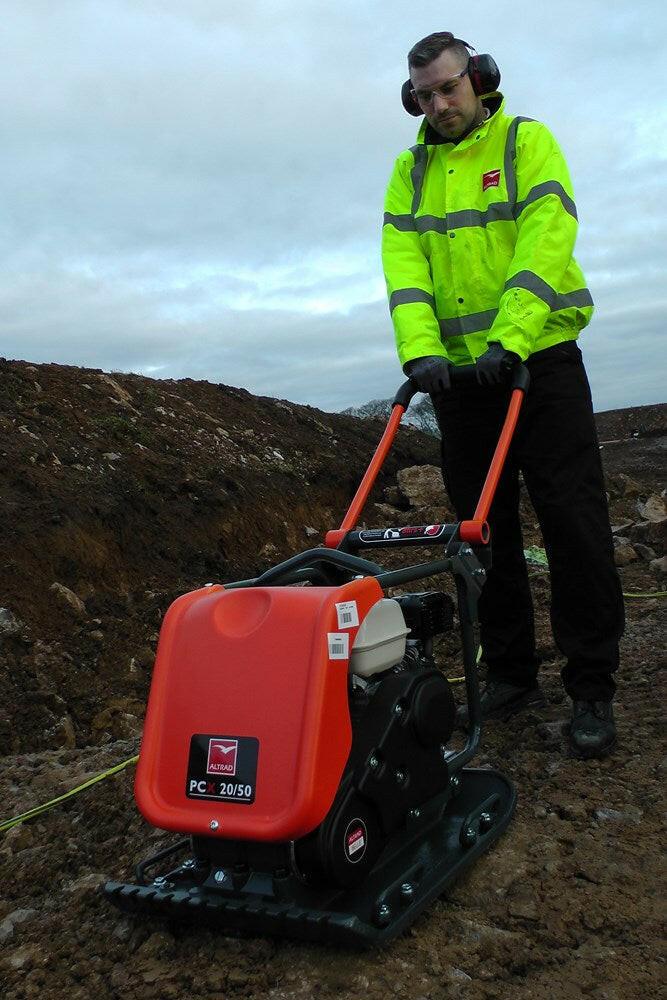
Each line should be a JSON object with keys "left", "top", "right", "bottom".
{"left": 327, "top": 632, "right": 349, "bottom": 660}
{"left": 348, "top": 827, "right": 365, "bottom": 855}
{"left": 335, "top": 600, "right": 359, "bottom": 629}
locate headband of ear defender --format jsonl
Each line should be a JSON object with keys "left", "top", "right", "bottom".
{"left": 401, "top": 43, "right": 501, "bottom": 116}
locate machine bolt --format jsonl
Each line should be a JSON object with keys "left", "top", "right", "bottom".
{"left": 181, "top": 859, "right": 196, "bottom": 870}
{"left": 152, "top": 876, "right": 174, "bottom": 890}
{"left": 214, "top": 869, "right": 227, "bottom": 883}
{"left": 210, "top": 819, "right": 219, "bottom": 831}
{"left": 395, "top": 769, "right": 406, "bottom": 784}
{"left": 461, "top": 545, "right": 472, "bottom": 556}
{"left": 460, "top": 825, "right": 478, "bottom": 847}
{"left": 473, "top": 568, "right": 486, "bottom": 577}
{"left": 394, "top": 702, "right": 404, "bottom": 716}
{"left": 369, "top": 754, "right": 380, "bottom": 770}
{"left": 400, "top": 882, "right": 415, "bottom": 904}
{"left": 375, "top": 902, "right": 392, "bottom": 927}
{"left": 409, "top": 808, "right": 421, "bottom": 820}
{"left": 450, "top": 776, "right": 461, "bottom": 796}
{"left": 479, "top": 812, "right": 494, "bottom": 832}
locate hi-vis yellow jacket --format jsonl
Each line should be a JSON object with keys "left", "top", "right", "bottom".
{"left": 382, "top": 96, "right": 593, "bottom": 366}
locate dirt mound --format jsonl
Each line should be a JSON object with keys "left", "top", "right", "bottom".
{"left": 595, "top": 402, "right": 666, "bottom": 442}
{"left": 0, "top": 359, "right": 665, "bottom": 1000}
{"left": 0, "top": 358, "right": 437, "bottom": 753}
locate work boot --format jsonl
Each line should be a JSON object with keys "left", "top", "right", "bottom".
{"left": 568, "top": 700, "right": 616, "bottom": 759}
{"left": 456, "top": 679, "right": 545, "bottom": 729}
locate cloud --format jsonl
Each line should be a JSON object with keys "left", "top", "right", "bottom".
{"left": 0, "top": 0, "right": 664, "bottom": 414}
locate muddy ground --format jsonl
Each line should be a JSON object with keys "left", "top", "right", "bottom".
{"left": 0, "top": 359, "right": 665, "bottom": 999}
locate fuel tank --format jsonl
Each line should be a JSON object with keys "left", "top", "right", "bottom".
{"left": 135, "top": 576, "right": 385, "bottom": 842}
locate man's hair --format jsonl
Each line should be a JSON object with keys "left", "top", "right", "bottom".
{"left": 407, "top": 31, "right": 472, "bottom": 69}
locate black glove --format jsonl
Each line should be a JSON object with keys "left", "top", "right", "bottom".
{"left": 475, "top": 342, "right": 520, "bottom": 386}
{"left": 403, "top": 355, "right": 451, "bottom": 395}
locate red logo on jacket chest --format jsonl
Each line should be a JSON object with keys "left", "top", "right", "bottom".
{"left": 482, "top": 169, "right": 501, "bottom": 191}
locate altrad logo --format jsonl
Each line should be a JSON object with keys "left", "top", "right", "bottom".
{"left": 207, "top": 738, "right": 238, "bottom": 775}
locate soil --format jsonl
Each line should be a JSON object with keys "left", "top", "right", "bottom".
{"left": 0, "top": 358, "right": 665, "bottom": 1000}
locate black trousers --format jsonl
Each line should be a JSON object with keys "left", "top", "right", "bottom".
{"left": 432, "top": 341, "right": 624, "bottom": 701}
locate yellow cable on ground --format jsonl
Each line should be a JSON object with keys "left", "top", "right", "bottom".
{"left": 0, "top": 754, "right": 139, "bottom": 835}
{"left": 447, "top": 644, "right": 483, "bottom": 684}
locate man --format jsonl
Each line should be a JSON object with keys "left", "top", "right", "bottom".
{"left": 382, "top": 32, "right": 624, "bottom": 758}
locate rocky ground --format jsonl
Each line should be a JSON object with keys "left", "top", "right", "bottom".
{"left": 0, "top": 358, "right": 665, "bottom": 999}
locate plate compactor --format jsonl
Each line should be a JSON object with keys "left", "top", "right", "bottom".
{"left": 104, "top": 366, "right": 530, "bottom": 947}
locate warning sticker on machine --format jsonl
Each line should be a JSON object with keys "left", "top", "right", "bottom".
{"left": 344, "top": 819, "right": 367, "bottom": 862}
{"left": 186, "top": 734, "right": 259, "bottom": 803}
{"left": 348, "top": 827, "right": 365, "bottom": 854}
{"left": 328, "top": 632, "right": 349, "bottom": 660}
{"left": 335, "top": 600, "right": 359, "bottom": 629}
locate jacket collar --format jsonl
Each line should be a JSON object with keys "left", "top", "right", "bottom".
{"left": 418, "top": 92, "right": 505, "bottom": 146}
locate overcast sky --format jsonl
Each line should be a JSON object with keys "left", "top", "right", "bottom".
{"left": 1, "top": 0, "right": 665, "bottom": 413}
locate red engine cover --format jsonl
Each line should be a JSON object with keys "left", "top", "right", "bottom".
{"left": 135, "top": 575, "right": 384, "bottom": 841}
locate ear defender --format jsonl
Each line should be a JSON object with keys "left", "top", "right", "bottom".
{"left": 467, "top": 54, "right": 501, "bottom": 96}
{"left": 401, "top": 52, "right": 501, "bottom": 116}
{"left": 401, "top": 79, "right": 422, "bottom": 116}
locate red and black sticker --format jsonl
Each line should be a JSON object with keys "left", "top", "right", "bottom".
{"left": 186, "top": 734, "right": 259, "bottom": 804}
{"left": 358, "top": 524, "right": 447, "bottom": 543}
{"left": 344, "top": 818, "right": 368, "bottom": 863}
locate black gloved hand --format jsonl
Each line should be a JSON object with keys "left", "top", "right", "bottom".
{"left": 403, "top": 355, "right": 451, "bottom": 395}
{"left": 475, "top": 342, "right": 520, "bottom": 386}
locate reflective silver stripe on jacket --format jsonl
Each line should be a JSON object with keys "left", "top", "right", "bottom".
{"left": 389, "top": 287, "right": 436, "bottom": 313}
{"left": 385, "top": 184, "right": 575, "bottom": 234}
{"left": 505, "top": 271, "right": 593, "bottom": 310}
{"left": 514, "top": 180, "right": 577, "bottom": 220}
{"left": 439, "top": 309, "right": 499, "bottom": 338}
{"left": 383, "top": 212, "right": 417, "bottom": 232}
{"left": 435, "top": 203, "right": 515, "bottom": 231}
{"left": 409, "top": 144, "right": 428, "bottom": 215}
{"left": 438, "top": 281, "right": 592, "bottom": 338}
{"left": 504, "top": 116, "right": 533, "bottom": 207}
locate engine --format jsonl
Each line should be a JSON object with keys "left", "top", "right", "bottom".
{"left": 293, "top": 591, "right": 457, "bottom": 887}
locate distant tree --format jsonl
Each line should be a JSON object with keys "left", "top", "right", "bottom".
{"left": 343, "top": 394, "right": 439, "bottom": 437}
{"left": 408, "top": 397, "right": 439, "bottom": 436}
{"left": 343, "top": 398, "right": 393, "bottom": 421}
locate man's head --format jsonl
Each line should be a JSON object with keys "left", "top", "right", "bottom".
{"left": 408, "top": 32, "right": 484, "bottom": 140}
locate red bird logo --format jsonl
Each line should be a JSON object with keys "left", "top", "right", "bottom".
{"left": 207, "top": 738, "right": 238, "bottom": 775}
{"left": 482, "top": 169, "right": 501, "bottom": 191}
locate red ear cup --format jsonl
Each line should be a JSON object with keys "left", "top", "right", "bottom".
{"left": 401, "top": 79, "right": 422, "bottom": 116}
{"left": 468, "top": 54, "right": 501, "bottom": 96}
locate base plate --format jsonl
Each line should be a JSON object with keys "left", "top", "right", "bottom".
{"left": 103, "top": 767, "right": 515, "bottom": 948}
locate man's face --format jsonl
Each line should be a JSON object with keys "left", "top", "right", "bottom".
{"left": 410, "top": 49, "right": 482, "bottom": 140}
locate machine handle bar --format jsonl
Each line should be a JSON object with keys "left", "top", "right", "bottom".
{"left": 327, "top": 363, "right": 529, "bottom": 548}
{"left": 341, "top": 522, "right": 458, "bottom": 552}
{"left": 393, "top": 362, "right": 530, "bottom": 409}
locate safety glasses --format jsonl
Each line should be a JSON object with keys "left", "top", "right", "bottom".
{"left": 411, "top": 67, "right": 468, "bottom": 106}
